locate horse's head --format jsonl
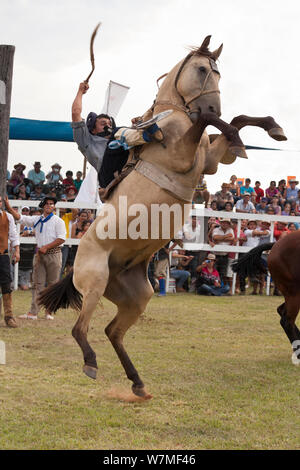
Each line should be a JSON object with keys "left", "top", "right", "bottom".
{"left": 175, "top": 36, "right": 223, "bottom": 122}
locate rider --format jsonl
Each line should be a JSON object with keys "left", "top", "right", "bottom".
{"left": 71, "top": 82, "right": 168, "bottom": 191}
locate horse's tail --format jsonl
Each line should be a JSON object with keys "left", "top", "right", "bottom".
{"left": 232, "top": 242, "right": 275, "bottom": 278}
{"left": 38, "top": 270, "right": 83, "bottom": 313}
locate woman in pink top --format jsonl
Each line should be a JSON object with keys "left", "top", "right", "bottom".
{"left": 265, "top": 180, "right": 279, "bottom": 202}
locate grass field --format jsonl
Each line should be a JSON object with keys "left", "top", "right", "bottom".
{"left": 0, "top": 290, "right": 299, "bottom": 450}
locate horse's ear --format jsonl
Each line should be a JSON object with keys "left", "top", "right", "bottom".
{"left": 198, "top": 35, "right": 211, "bottom": 54}
{"left": 211, "top": 44, "right": 223, "bottom": 61}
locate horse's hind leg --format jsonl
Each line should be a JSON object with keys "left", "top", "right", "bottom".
{"left": 278, "top": 296, "right": 300, "bottom": 360}
{"left": 72, "top": 252, "right": 110, "bottom": 380}
{"left": 104, "top": 260, "right": 153, "bottom": 399}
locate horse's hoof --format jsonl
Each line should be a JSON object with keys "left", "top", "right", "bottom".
{"left": 268, "top": 127, "right": 287, "bottom": 141}
{"left": 83, "top": 365, "right": 97, "bottom": 380}
{"left": 132, "top": 385, "right": 153, "bottom": 400}
{"left": 228, "top": 145, "right": 248, "bottom": 159}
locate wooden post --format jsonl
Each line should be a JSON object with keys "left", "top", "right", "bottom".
{"left": 0, "top": 45, "right": 15, "bottom": 201}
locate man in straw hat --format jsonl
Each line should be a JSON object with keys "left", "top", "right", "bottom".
{"left": 5, "top": 196, "right": 66, "bottom": 320}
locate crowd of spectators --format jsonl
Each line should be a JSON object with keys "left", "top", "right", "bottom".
{"left": 6, "top": 165, "right": 299, "bottom": 298}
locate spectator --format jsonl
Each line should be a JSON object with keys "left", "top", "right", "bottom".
{"left": 27, "top": 162, "right": 45, "bottom": 189}
{"left": 281, "top": 202, "right": 292, "bottom": 216}
{"left": 74, "top": 171, "right": 83, "bottom": 192}
{"left": 277, "top": 179, "right": 286, "bottom": 205}
{"left": 60, "top": 208, "right": 79, "bottom": 276}
{"left": 255, "top": 197, "right": 268, "bottom": 213}
{"left": 254, "top": 181, "right": 264, "bottom": 204}
{"left": 235, "top": 193, "right": 256, "bottom": 213}
{"left": 269, "top": 196, "right": 282, "bottom": 215}
{"left": 266, "top": 205, "right": 276, "bottom": 215}
{"left": 240, "top": 178, "right": 255, "bottom": 196}
{"left": 228, "top": 175, "right": 240, "bottom": 203}
{"left": 288, "top": 222, "right": 298, "bottom": 231}
{"left": 215, "top": 183, "right": 234, "bottom": 210}
{"left": 284, "top": 178, "right": 299, "bottom": 203}
{"left": 77, "top": 220, "right": 91, "bottom": 238}
{"left": 29, "top": 183, "right": 46, "bottom": 201}
{"left": 182, "top": 215, "right": 201, "bottom": 243}
{"left": 274, "top": 221, "right": 290, "bottom": 241}
{"left": 65, "top": 185, "right": 77, "bottom": 202}
{"left": 7, "top": 164, "right": 26, "bottom": 196}
{"left": 265, "top": 180, "right": 280, "bottom": 203}
{"left": 211, "top": 218, "right": 234, "bottom": 285}
{"left": 153, "top": 241, "right": 179, "bottom": 296}
{"left": 63, "top": 171, "right": 75, "bottom": 188}
{"left": 209, "top": 199, "right": 219, "bottom": 212}
{"left": 195, "top": 253, "right": 230, "bottom": 296}
{"left": 224, "top": 201, "right": 234, "bottom": 212}
{"left": 170, "top": 249, "right": 193, "bottom": 292}
{"left": 193, "top": 174, "right": 210, "bottom": 208}
{"left": 14, "top": 182, "right": 30, "bottom": 200}
{"left": 18, "top": 219, "right": 35, "bottom": 290}
{"left": 46, "top": 163, "right": 63, "bottom": 186}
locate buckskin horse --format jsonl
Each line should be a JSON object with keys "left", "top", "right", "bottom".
{"left": 232, "top": 232, "right": 300, "bottom": 363}
{"left": 39, "top": 36, "right": 287, "bottom": 399}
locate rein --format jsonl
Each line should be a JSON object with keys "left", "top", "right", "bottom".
{"left": 153, "top": 52, "right": 220, "bottom": 117}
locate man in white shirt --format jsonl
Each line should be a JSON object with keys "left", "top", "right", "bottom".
{"left": 235, "top": 192, "right": 256, "bottom": 213}
{"left": 212, "top": 218, "right": 234, "bottom": 285}
{"left": 0, "top": 196, "right": 20, "bottom": 328}
{"left": 5, "top": 196, "right": 66, "bottom": 320}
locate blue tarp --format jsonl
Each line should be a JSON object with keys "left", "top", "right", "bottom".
{"left": 9, "top": 117, "right": 74, "bottom": 142}
{"left": 8, "top": 117, "right": 283, "bottom": 150}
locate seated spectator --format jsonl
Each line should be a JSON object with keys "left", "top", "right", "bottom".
{"left": 7, "top": 163, "right": 26, "bottom": 195}
{"left": 63, "top": 170, "right": 75, "bottom": 188}
{"left": 235, "top": 193, "right": 256, "bottom": 213}
{"left": 74, "top": 171, "right": 83, "bottom": 192}
{"left": 211, "top": 218, "right": 234, "bottom": 285}
{"left": 254, "top": 180, "right": 264, "bottom": 204}
{"left": 195, "top": 253, "right": 230, "bottom": 296}
{"left": 224, "top": 201, "right": 234, "bottom": 212}
{"left": 265, "top": 180, "right": 279, "bottom": 203}
{"left": 281, "top": 202, "right": 292, "bottom": 216}
{"left": 170, "top": 249, "right": 193, "bottom": 292}
{"left": 14, "top": 182, "right": 30, "bottom": 200}
{"left": 274, "top": 221, "right": 290, "bottom": 241}
{"left": 266, "top": 205, "right": 275, "bottom": 215}
{"left": 240, "top": 178, "right": 255, "bottom": 196}
{"left": 228, "top": 175, "right": 240, "bottom": 203}
{"left": 269, "top": 196, "right": 282, "bottom": 215}
{"left": 193, "top": 174, "right": 210, "bottom": 207}
{"left": 255, "top": 197, "right": 268, "bottom": 213}
{"left": 209, "top": 199, "right": 219, "bottom": 212}
{"left": 290, "top": 200, "right": 300, "bottom": 216}
{"left": 46, "top": 163, "right": 63, "bottom": 186}
{"left": 277, "top": 179, "right": 286, "bottom": 205}
{"left": 288, "top": 222, "right": 298, "bottom": 231}
{"left": 65, "top": 185, "right": 77, "bottom": 202}
{"left": 284, "top": 178, "right": 299, "bottom": 203}
{"left": 29, "top": 183, "right": 46, "bottom": 200}
{"left": 215, "top": 183, "right": 234, "bottom": 210}
{"left": 27, "top": 162, "right": 45, "bottom": 189}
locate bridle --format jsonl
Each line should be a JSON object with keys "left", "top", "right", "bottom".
{"left": 153, "top": 52, "right": 220, "bottom": 117}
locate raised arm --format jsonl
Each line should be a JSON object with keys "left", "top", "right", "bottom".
{"left": 72, "top": 82, "right": 89, "bottom": 122}
{"left": 5, "top": 197, "right": 21, "bottom": 220}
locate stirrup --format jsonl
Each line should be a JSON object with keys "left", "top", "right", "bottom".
{"left": 135, "top": 109, "right": 173, "bottom": 129}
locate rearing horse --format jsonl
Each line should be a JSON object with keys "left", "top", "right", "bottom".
{"left": 39, "top": 36, "right": 287, "bottom": 399}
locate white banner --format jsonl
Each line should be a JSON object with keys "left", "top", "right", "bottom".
{"left": 101, "top": 80, "right": 130, "bottom": 118}
{"left": 75, "top": 166, "right": 102, "bottom": 206}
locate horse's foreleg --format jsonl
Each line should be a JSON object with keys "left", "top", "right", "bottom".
{"left": 104, "top": 261, "right": 153, "bottom": 399}
{"left": 230, "top": 115, "right": 287, "bottom": 141}
{"left": 277, "top": 296, "right": 300, "bottom": 361}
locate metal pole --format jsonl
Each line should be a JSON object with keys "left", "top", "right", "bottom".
{"left": 0, "top": 45, "right": 15, "bottom": 200}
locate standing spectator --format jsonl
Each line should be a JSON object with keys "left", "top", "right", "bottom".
{"left": 5, "top": 196, "right": 66, "bottom": 320}
{"left": 284, "top": 178, "right": 299, "bottom": 203}
{"left": 46, "top": 163, "right": 63, "bottom": 186}
{"left": 74, "top": 171, "right": 83, "bottom": 193}
{"left": 215, "top": 183, "right": 234, "bottom": 210}
{"left": 254, "top": 181, "right": 264, "bottom": 204}
{"left": 29, "top": 183, "right": 46, "bottom": 201}
{"left": 265, "top": 180, "right": 279, "bottom": 203}
{"left": 195, "top": 253, "right": 230, "bottom": 296}
{"left": 235, "top": 193, "right": 256, "bottom": 213}
{"left": 193, "top": 174, "right": 210, "bottom": 207}
{"left": 255, "top": 197, "right": 268, "bottom": 214}
{"left": 211, "top": 218, "right": 234, "bottom": 285}
{"left": 27, "top": 162, "right": 45, "bottom": 189}
{"left": 18, "top": 220, "right": 35, "bottom": 291}
{"left": 240, "top": 178, "right": 255, "bottom": 196}
{"left": 228, "top": 175, "right": 240, "bottom": 203}
{"left": 0, "top": 196, "right": 20, "bottom": 328}
{"left": 63, "top": 171, "right": 75, "bottom": 188}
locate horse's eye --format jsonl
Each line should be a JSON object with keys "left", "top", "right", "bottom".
{"left": 199, "top": 66, "right": 206, "bottom": 73}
